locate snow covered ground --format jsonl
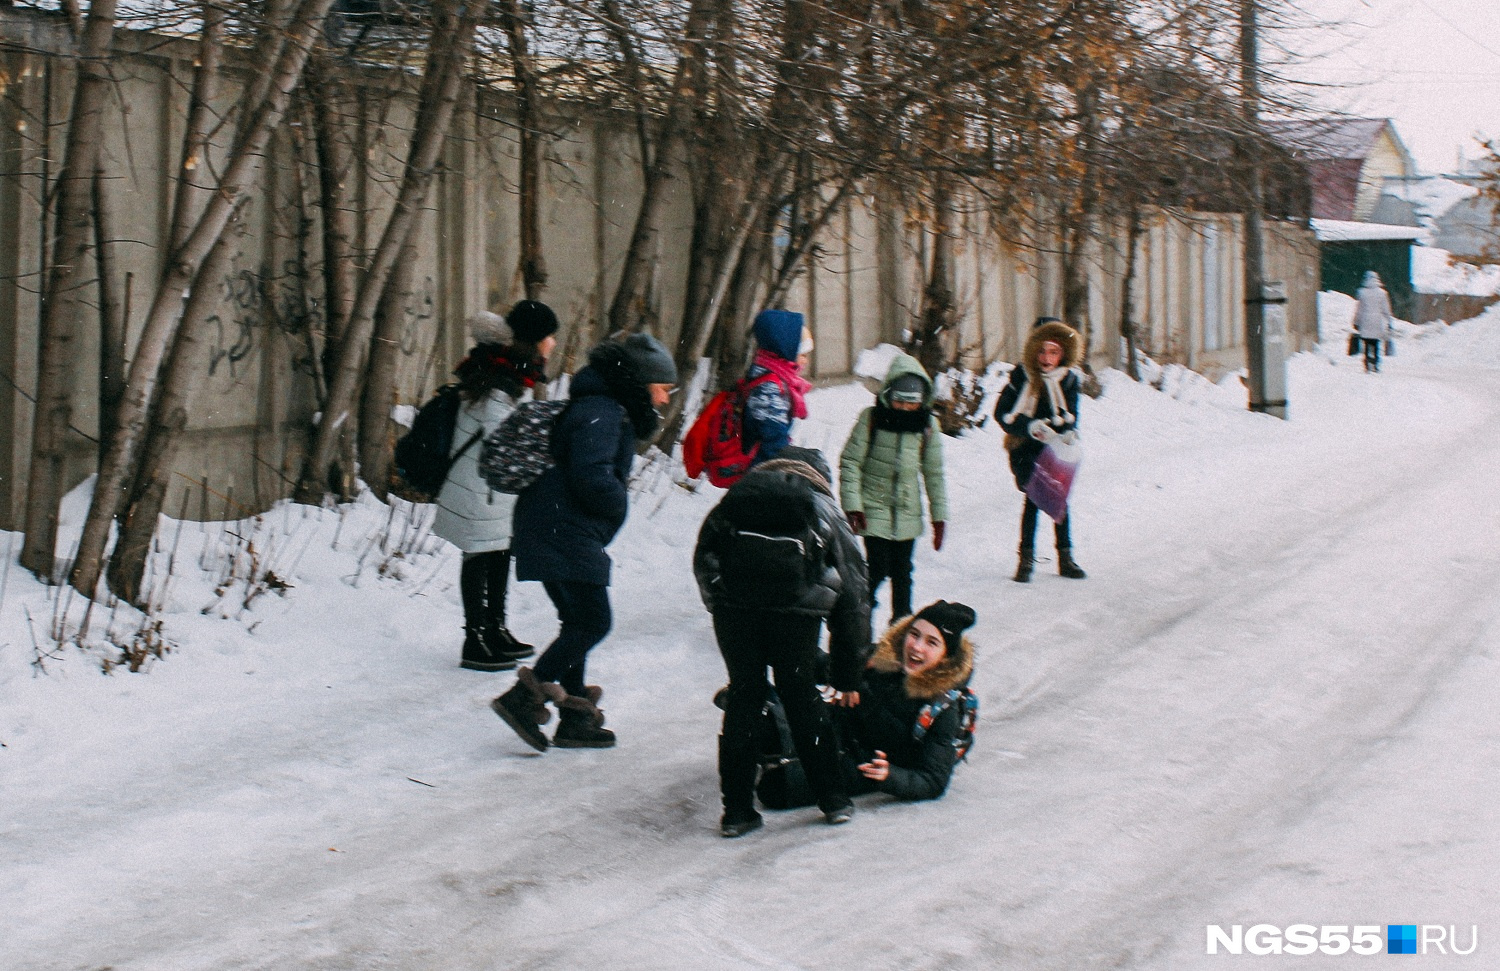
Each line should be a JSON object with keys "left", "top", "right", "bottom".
{"left": 4, "top": 304, "right": 1500, "bottom": 970}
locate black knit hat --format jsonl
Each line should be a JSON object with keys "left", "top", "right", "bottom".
{"left": 506, "top": 300, "right": 560, "bottom": 343}
{"left": 911, "top": 601, "right": 977, "bottom": 656}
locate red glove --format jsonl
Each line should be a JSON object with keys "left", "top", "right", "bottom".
{"left": 932, "top": 521, "right": 945, "bottom": 551}
{"left": 846, "top": 511, "right": 867, "bottom": 534}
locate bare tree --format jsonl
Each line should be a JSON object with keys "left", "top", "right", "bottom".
{"left": 295, "top": 0, "right": 482, "bottom": 503}
{"left": 69, "top": 0, "right": 342, "bottom": 597}
{"left": 19, "top": 0, "right": 119, "bottom": 579}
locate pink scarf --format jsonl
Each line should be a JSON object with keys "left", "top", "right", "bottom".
{"left": 753, "top": 348, "right": 811, "bottom": 420}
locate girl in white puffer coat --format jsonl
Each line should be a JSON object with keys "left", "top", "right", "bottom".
{"left": 433, "top": 303, "right": 558, "bottom": 671}
{"left": 1353, "top": 271, "right": 1394, "bottom": 374}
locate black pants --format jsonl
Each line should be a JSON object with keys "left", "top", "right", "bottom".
{"left": 1362, "top": 337, "right": 1382, "bottom": 372}
{"left": 864, "top": 536, "right": 916, "bottom": 624}
{"left": 532, "top": 580, "right": 611, "bottom": 696}
{"left": 1020, "top": 498, "right": 1072, "bottom": 552}
{"left": 714, "top": 607, "right": 848, "bottom": 818}
{"left": 459, "top": 550, "right": 511, "bottom": 631}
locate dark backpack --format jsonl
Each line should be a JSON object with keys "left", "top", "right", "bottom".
{"left": 393, "top": 385, "right": 481, "bottom": 499}
{"left": 754, "top": 689, "right": 815, "bottom": 810}
{"left": 715, "top": 467, "right": 828, "bottom": 606}
{"left": 682, "top": 371, "right": 783, "bottom": 488}
{"left": 479, "top": 399, "right": 569, "bottom": 494}
{"left": 914, "top": 686, "right": 979, "bottom": 761}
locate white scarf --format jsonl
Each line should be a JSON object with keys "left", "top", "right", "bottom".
{"left": 1003, "top": 367, "right": 1073, "bottom": 427}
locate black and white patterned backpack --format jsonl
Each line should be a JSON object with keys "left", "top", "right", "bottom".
{"left": 479, "top": 399, "right": 569, "bottom": 494}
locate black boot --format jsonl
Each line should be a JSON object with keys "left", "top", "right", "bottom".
{"left": 461, "top": 557, "right": 514, "bottom": 671}
{"left": 481, "top": 551, "right": 534, "bottom": 662}
{"left": 463, "top": 629, "right": 518, "bottom": 672}
{"left": 491, "top": 667, "right": 563, "bottom": 752}
{"left": 1013, "top": 548, "right": 1034, "bottom": 583}
{"left": 553, "top": 687, "right": 616, "bottom": 749}
{"left": 1057, "top": 549, "right": 1087, "bottom": 579}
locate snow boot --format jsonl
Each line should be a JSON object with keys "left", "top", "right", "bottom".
{"left": 491, "top": 667, "right": 566, "bottom": 752}
{"left": 480, "top": 550, "right": 533, "bottom": 662}
{"left": 721, "top": 811, "right": 764, "bottom": 838}
{"left": 463, "top": 628, "right": 519, "bottom": 672}
{"left": 484, "top": 625, "right": 535, "bottom": 663}
{"left": 1013, "top": 548, "right": 1034, "bottom": 583}
{"left": 460, "top": 556, "right": 513, "bottom": 670}
{"left": 553, "top": 687, "right": 615, "bottom": 748}
{"left": 1057, "top": 549, "right": 1087, "bottom": 579}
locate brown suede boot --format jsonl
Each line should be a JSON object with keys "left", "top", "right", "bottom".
{"left": 553, "top": 687, "right": 615, "bottom": 749}
{"left": 490, "top": 667, "right": 566, "bottom": 752}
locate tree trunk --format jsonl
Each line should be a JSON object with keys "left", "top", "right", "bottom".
{"left": 1120, "top": 205, "right": 1144, "bottom": 382}
{"left": 20, "top": 0, "right": 119, "bottom": 580}
{"left": 93, "top": 165, "right": 126, "bottom": 473}
{"left": 357, "top": 234, "right": 419, "bottom": 500}
{"left": 295, "top": 0, "right": 480, "bottom": 503}
{"left": 107, "top": 206, "right": 248, "bottom": 604}
{"left": 712, "top": 206, "right": 775, "bottom": 389}
{"left": 498, "top": 0, "right": 548, "bottom": 299}
{"left": 308, "top": 52, "right": 360, "bottom": 377}
{"left": 911, "top": 175, "right": 956, "bottom": 377}
{"left": 69, "top": 0, "right": 340, "bottom": 597}
{"left": 605, "top": 0, "right": 713, "bottom": 336}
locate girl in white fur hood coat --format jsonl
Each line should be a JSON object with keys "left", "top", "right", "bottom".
{"left": 993, "top": 318, "right": 1087, "bottom": 582}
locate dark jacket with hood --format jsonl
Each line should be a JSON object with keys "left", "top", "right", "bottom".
{"left": 693, "top": 451, "right": 871, "bottom": 690}
{"left": 994, "top": 320, "right": 1083, "bottom": 490}
{"left": 839, "top": 614, "right": 974, "bottom": 801}
{"left": 512, "top": 343, "right": 659, "bottom": 586}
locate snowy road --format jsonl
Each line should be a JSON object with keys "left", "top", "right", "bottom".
{"left": 4, "top": 325, "right": 1500, "bottom": 969}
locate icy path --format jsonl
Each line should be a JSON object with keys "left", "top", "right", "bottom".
{"left": 4, "top": 345, "right": 1500, "bottom": 969}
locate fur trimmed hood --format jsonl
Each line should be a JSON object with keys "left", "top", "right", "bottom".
{"left": 867, "top": 615, "right": 974, "bottom": 700}
{"left": 756, "top": 455, "right": 834, "bottom": 497}
{"left": 1021, "top": 320, "right": 1083, "bottom": 388}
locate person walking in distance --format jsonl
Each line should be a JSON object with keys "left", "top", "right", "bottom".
{"left": 1353, "top": 271, "right": 1395, "bottom": 374}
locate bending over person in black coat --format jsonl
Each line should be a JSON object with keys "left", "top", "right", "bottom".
{"left": 694, "top": 446, "right": 871, "bottom": 838}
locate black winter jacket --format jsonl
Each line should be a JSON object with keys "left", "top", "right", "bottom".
{"left": 693, "top": 458, "right": 871, "bottom": 690}
{"left": 511, "top": 365, "right": 635, "bottom": 586}
{"left": 839, "top": 615, "right": 974, "bottom": 801}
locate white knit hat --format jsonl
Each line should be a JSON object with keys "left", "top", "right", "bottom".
{"left": 468, "top": 311, "right": 512, "bottom": 346}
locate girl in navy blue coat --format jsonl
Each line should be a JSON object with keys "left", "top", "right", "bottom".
{"left": 492, "top": 334, "right": 677, "bottom": 752}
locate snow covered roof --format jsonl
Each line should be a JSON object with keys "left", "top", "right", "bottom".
{"left": 1312, "top": 219, "right": 1423, "bottom": 243}
{"left": 1264, "top": 118, "right": 1402, "bottom": 163}
{"left": 1381, "top": 176, "right": 1480, "bottom": 223}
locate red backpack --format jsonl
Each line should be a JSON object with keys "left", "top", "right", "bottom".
{"left": 682, "top": 372, "right": 782, "bottom": 488}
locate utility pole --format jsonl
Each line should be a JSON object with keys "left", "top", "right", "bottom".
{"left": 1239, "top": 0, "right": 1287, "bottom": 418}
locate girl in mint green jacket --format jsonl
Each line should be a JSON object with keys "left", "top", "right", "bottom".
{"left": 839, "top": 354, "right": 948, "bottom": 626}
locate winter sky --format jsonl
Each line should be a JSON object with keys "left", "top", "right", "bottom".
{"left": 1286, "top": 0, "right": 1500, "bottom": 173}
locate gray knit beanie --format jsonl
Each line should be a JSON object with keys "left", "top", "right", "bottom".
{"left": 618, "top": 333, "right": 678, "bottom": 385}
